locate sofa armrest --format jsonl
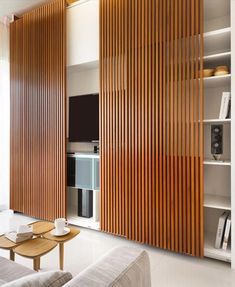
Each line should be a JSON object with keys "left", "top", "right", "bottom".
{"left": 64, "top": 246, "right": 151, "bottom": 287}
{"left": 0, "top": 256, "right": 35, "bottom": 283}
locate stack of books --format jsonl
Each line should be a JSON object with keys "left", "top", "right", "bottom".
{"left": 215, "top": 212, "right": 231, "bottom": 250}
{"left": 5, "top": 225, "right": 33, "bottom": 243}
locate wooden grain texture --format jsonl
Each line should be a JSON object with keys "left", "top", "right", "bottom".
{"left": 100, "top": 0, "right": 204, "bottom": 257}
{"left": 10, "top": 0, "right": 66, "bottom": 221}
{"left": 13, "top": 238, "right": 57, "bottom": 258}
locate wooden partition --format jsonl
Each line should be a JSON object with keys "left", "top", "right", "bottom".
{"left": 100, "top": 0, "right": 204, "bottom": 256}
{"left": 10, "top": 0, "right": 66, "bottom": 221}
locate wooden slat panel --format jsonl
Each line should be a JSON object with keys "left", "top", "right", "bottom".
{"left": 10, "top": 0, "right": 66, "bottom": 221}
{"left": 100, "top": 0, "right": 204, "bottom": 256}
{"left": 10, "top": 19, "right": 24, "bottom": 213}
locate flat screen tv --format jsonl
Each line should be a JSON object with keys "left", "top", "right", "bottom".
{"left": 69, "top": 94, "right": 99, "bottom": 142}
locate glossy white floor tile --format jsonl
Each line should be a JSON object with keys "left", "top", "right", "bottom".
{"left": 1, "top": 210, "right": 235, "bottom": 286}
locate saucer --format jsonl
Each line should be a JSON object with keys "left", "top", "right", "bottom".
{"left": 50, "top": 227, "right": 70, "bottom": 237}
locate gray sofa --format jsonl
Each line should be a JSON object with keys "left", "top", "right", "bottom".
{"left": 0, "top": 246, "right": 151, "bottom": 287}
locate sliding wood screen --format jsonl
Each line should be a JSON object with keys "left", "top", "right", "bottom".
{"left": 10, "top": 0, "right": 66, "bottom": 221}
{"left": 100, "top": 0, "right": 204, "bottom": 256}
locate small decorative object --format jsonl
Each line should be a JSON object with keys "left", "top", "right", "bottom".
{"left": 203, "top": 68, "right": 214, "bottom": 77}
{"left": 214, "top": 65, "right": 229, "bottom": 76}
{"left": 5, "top": 225, "right": 33, "bottom": 243}
{"left": 54, "top": 218, "right": 68, "bottom": 235}
{"left": 211, "top": 124, "right": 223, "bottom": 161}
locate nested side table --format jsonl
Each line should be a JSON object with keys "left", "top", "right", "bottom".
{"left": 43, "top": 226, "right": 80, "bottom": 270}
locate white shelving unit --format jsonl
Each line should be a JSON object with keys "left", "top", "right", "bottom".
{"left": 203, "top": 74, "right": 231, "bottom": 88}
{"left": 203, "top": 119, "right": 231, "bottom": 124}
{"left": 203, "top": 159, "right": 231, "bottom": 166}
{"left": 204, "top": 51, "right": 231, "bottom": 61}
{"left": 204, "top": 232, "right": 231, "bottom": 263}
{"left": 203, "top": 0, "right": 232, "bottom": 266}
{"left": 204, "top": 194, "right": 231, "bottom": 210}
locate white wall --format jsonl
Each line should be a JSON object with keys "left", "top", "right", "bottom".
{"left": 67, "top": 0, "right": 99, "bottom": 66}
{"left": 0, "top": 22, "right": 10, "bottom": 210}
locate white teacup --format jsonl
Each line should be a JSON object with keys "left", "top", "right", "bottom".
{"left": 54, "top": 218, "right": 68, "bottom": 235}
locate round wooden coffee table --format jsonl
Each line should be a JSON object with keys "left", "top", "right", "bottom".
{"left": 44, "top": 226, "right": 80, "bottom": 270}
{"left": 13, "top": 238, "right": 57, "bottom": 271}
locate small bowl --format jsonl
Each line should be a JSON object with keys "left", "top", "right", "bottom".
{"left": 203, "top": 69, "right": 214, "bottom": 77}
{"left": 214, "top": 70, "right": 229, "bottom": 76}
{"left": 215, "top": 65, "right": 228, "bottom": 72}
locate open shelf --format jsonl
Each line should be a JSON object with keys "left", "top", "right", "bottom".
{"left": 204, "top": 27, "right": 231, "bottom": 56}
{"left": 203, "top": 0, "right": 232, "bottom": 265}
{"left": 203, "top": 159, "right": 231, "bottom": 166}
{"left": 204, "top": 232, "right": 231, "bottom": 263}
{"left": 204, "top": 51, "right": 231, "bottom": 61}
{"left": 203, "top": 119, "right": 231, "bottom": 124}
{"left": 203, "top": 74, "right": 231, "bottom": 88}
{"left": 204, "top": 194, "right": 231, "bottom": 210}
{"left": 204, "top": 27, "right": 231, "bottom": 38}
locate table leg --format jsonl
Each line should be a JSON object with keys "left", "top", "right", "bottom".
{"left": 33, "top": 257, "right": 40, "bottom": 271}
{"left": 59, "top": 243, "right": 64, "bottom": 270}
{"left": 10, "top": 250, "right": 15, "bottom": 261}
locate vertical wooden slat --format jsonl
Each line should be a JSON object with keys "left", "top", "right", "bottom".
{"left": 178, "top": 0, "right": 183, "bottom": 253}
{"left": 10, "top": 19, "right": 24, "bottom": 213}
{"left": 190, "top": 0, "right": 196, "bottom": 256}
{"left": 100, "top": 0, "right": 204, "bottom": 257}
{"left": 10, "top": 0, "right": 66, "bottom": 221}
{"left": 195, "top": 0, "right": 200, "bottom": 257}
{"left": 155, "top": 0, "right": 159, "bottom": 247}
{"left": 199, "top": 0, "right": 205, "bottom": 257}
{"left": 186, "top": 0, "right": 191, "bottom": 254}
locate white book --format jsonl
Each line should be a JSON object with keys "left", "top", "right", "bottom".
{"left": 222, "top": 214, "right": 231, "bottom": 250}
{"left": 215, "top": 212, "right": 229, "bottom": 249}
{"left": 219, "top": 92, "right": 231, "bottom": 119}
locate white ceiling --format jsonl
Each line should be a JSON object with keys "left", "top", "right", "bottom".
{"left": 0, "top": 0, "right": 52, "bottom": 21}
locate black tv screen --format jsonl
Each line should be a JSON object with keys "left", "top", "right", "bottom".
{"left": 69, "top": 94, "right": 99, "bottom": 142}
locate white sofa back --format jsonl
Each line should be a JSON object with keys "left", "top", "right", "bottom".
{"left": 64, "top": 246, "right": 151, "bottom": 287}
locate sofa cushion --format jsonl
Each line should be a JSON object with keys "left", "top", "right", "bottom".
{"left": 64, "top": 246, "right": 151, "bottom": 287}
{"left": 1, "top": 271, "right": 72, "bottom": 287}
{"left": 0, "top": 256, "right": 35, "bottom": 282}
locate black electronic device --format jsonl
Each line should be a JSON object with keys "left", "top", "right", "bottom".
{"left": 211, "top": 124, "right": 223, "bottom": 156}
{"left": 77, "top": 189, "right": 93, "bottom": 218}
{"left": 67, "top": 156, "right": 76, "bottom": 187}
{"left": 69, "top": 94, "right": 99, "bottom": 142}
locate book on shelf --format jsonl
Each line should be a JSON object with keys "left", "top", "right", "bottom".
{"left": 215, "top": 211, "right": 229, "bottom": 249}
{"left": 222, "top": 214, "right": 231, "bottom": 251}
{"left": 219, "top": 92, "right": 231, "bottom": 119}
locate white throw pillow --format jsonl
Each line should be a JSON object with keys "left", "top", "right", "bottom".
{"left": 1, "top": 271, "right": 72, "bottom": 287}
